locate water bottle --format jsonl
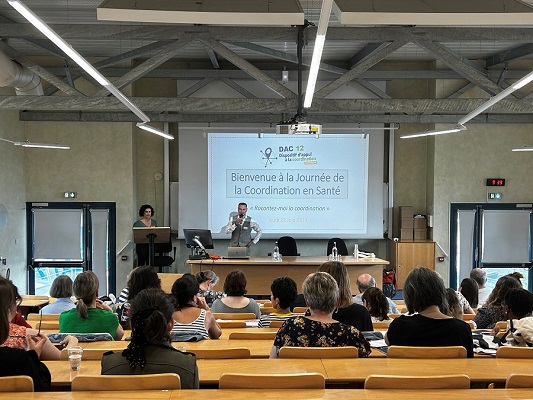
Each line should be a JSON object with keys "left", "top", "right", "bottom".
{"left": 332, "top": 242, "right": 339, "bottom": 261}
{"left": 353, "top": 244, "right": 359, "bottom": 260}
{"left": 272, "top": 241, "right": 280, "bottom": 261}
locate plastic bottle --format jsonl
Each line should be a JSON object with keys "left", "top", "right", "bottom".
{"left": 272, "top": 241, "right": 280, "bottom": 261}
{"left": 332, "top": 241, "right": 338, "bottom": 261}
{"left": 353, "top": 244, "right": 359, "bottom": 260}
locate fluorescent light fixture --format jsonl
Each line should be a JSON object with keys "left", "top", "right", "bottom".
{"left": 512, "top": 70, "right": 533, "bottom": 89}
{"left": 136, "top": 123, "right": 174, "bottom": 140}
{"left": 303, "top": 0, "right": 333, "bottom": 109}
{"left": 8, "top": 1, "right": 155, "bottom": 129}
{"left": 0, "top": 137, "right": 70, "bottom": 149}
{"left": 401, "top": 125, "right": 466, "bottom": 139}
{"left": 512, "top": 146, "right": 533, "bottom": 152}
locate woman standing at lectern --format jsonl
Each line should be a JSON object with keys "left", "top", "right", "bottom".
{"left": 133, "top": 204, "right": 157, "bottom": 266}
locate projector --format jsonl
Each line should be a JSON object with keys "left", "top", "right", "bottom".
{"left": 276, "top": 123, "right": 322, "bottom": 135}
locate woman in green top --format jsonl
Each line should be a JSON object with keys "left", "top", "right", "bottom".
{"left": 133, "top": 204, "right": 157, "bottom": 266}
{"left": 59, "top": 271, "right": 124, "bottom": 340}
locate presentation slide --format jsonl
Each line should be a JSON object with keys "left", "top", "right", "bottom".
{"left": 208, "top": 133, "right": 369, "bottom": 237}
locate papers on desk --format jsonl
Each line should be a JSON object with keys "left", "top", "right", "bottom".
{"left": 363, "top": 331, "right": 388, "bottom": 354}
{"left": 215, "top": 319, "right": 259, "bottom": 328}
{"left": 473, "top": 331, "right": 500, "bottom": 355}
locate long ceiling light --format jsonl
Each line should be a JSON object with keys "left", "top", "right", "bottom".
{"left": 512, "top": 146, "right": 533, "bottom": 152}
{"left": 0, "top": 137, "right": 70, "bottom": 149}
{"left": 401, "top": 124, "right": 466, "bottom": 139}
{"left": 303, "top": 0, "right": 334, "bottom": 109}
{"left": 136, "top": 123, "right": 174, "bottom": 140}
{"left": 7, "top": 0, "right": 172, "bottom": 140}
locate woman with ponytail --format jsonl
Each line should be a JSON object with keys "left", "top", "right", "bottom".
{"left": 101, "top": 288, "right": 199, "bottom": 388}
{"left": 59, "top": 271, "right": 123, "bottom": 340}
{"left": 171, "top": 274, "right": 221, "bottom": 339}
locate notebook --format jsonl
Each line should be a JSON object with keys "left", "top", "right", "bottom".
{"left": 227, "top": 246, "right": 249, "bottom": 259}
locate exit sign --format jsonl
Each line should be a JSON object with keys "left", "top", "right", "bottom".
{"left": 486, "top": 178, "right": 505, "bottom": 186}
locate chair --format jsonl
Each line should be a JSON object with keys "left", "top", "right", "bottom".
{"left": 217, "top": 321, "right": 247, "bottom": 328}
{"left": 269, "top": 320, "right": 285, "bottom": 328}
{"left": 257, "top": 300, "right": 272, "bottom": 307}
{"left": 71, "top": 373, "right": 181, "bottom": 391}
{"left": 292, "top": 307, "right": 307, "bottom": 314}
{"left": 364, "top": 374, "right": 470, "bottom": 389}
{"left": 36, "top": 321, "right": 60, "bottom": 330}
{"left": 277, "top": 236, "right": 299, "bottom": 256}
{"left": 0, "top": 376, "right": 34, "bottom": 392}
{"left": 190, "top": 347, "right": 250, "bottom": 359}
{"left": 213, "top": 312, "right": 257, "bottom": 320}
{"left": 278, "top": 346, "right": 359, "bottom": 358}
{"left": 260, "top": 307, "right": 277, "bottom": 314}
{"left": 219, "top": 373, "right": 325, "bottom": 389}
{"left": 388, "top": 313, "right": 402, "bottom": 319}
{"left": 152, "top": 241, "right": 177, "bottom": 272}
{"left": 326, "top": 238, "right": 349, "bottom": 256}
{"left": 506, "top": 374, "right": 533, "bottom": 388}
{"left": 372, "top": 320, "right": 392, "bottom": 330}
{"left": 462, "top": 313, "right": 476, "bottom": 321}
{"left": 496, "top": 346, "right": 533, "bottom": 358}
{"left": 229, "top": 331, "right": 276, "bottom": 340}
{"left": 387, "top": 346, "right": 467, "bottom": 358}
{"left": 27, "top": 313, "right": 61, "bottom": 322}
{"left": 157, "top": 273, "right": 183, "bottom": 294}
{"left": 465, "top": 320, "right": 475, "bottom": 329}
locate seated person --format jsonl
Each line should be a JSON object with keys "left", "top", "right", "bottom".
{"left": 40, "top": 275, "right": 76, "bottom": 314}
{"left": 270, "top": 272, "right": 371, "bottom": 358}
{"left": 459, "top": 277, "right": 479, "bottom": 309}
{"left": 101, "top": 288, "right": 199, "bottom": 388}
{"left": 211, "top": 270, "right": 260, "bottom": 318}
{"left": 3, "top": 280, "right": 77, "bottom": 360}
{"left": 500, "top": 288, "right": 533, "bottom": 347}
{"left": 473, "top": 275, "right": 522, "bottom": 329}
{"left": 259, "top": 277, "right": 298, "bottom": 328}
{"left": 318, "top": 261, "right": 373, "bottom": 332}
{"left": 171, "top": 274, "right": 221, "bottom": 340}
{"left": 195, "top": 270, "right": 224, "bottom": 307}
{"left": 116, "top": 266, "right": 161, "bottom": 329}
{"left": 354, "top": 273, "right": 399, "bottom": 314}
{"left": 385, "top": 267, "right": 473, "bottom": 358}
{"left": 59, "top": 271, "right": 124, "bottom": 340}
{"left": 443, "top": 288, "right": 463, "bottom": 319}
{"left": 0, "top": 277, "right": 51, "bottom": 391}
{"left": 361, "top": 287, "right": 390, "bottom": 322}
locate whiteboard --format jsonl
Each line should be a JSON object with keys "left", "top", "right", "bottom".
{"left": 32, "top": 209, "right": 83, "bottom": 261}
{"left": 481, "top": 209, "right": 531, "bottom": 263}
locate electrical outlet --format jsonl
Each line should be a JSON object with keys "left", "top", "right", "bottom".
{"left": 121, "top": 255, "right": 128, "bottom": 261}
{"left": 437, "top": 256, "right": 445, "bottom": 262}
{"left": 1, "top": 258, "right": 5, "bottom": 265}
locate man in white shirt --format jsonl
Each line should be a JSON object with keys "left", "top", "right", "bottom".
{"left": 470, "top": 268, "right": 490, "bottom": 307}
{"left": 354, "top": 273, "right": 399, "bottom": 314}
{"left": 225, "top": 202, "right": 262, "bottom": 247}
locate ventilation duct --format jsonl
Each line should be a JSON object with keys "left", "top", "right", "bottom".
{"left": 0, "top": 49, "right": 43, "bottom": 95}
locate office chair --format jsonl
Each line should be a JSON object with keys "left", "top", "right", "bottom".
{"left": 152, "top": 240, "right": 176, "bottom": 272}
{"left": 277, "top": 236, "right": 299, "bottom": 256}
{"left": 326, "top": 238, "right": 349, "bottom": 256}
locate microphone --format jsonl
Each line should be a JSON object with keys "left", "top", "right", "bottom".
{"left": 192, "top": 235, "right": 205, "bottom": 250}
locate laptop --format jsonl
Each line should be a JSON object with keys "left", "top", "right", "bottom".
{"left": 227, "top": 246, "right": 249, "bottom": 259}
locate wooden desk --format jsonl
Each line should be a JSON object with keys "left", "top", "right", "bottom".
{"left": 17, "top": 297, "right": 50, "bottom": 317}
{"left": 44, "top": 359, "right": 327, "bottom": 389}
{"left": 321, "top": 358, "right": 533, "bottom": 385}
{"left": 188, "top": 256, "right": 388, "bottom": 295}
{"left": 4, "top": 389, "right": 533, "bottom": 400}
{"left": 81, "top": 338, "right": 274, "bottom": 358}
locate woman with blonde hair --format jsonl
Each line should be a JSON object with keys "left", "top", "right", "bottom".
{"left": 59, "top": 271, "right": 123, "bottom": 340}
{"left": 317, "top": 261, "right": 372, "bottom": 331}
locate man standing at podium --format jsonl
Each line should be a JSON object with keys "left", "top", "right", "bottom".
{"left": 225, "top": 202, "right": 262, "bottom": 248}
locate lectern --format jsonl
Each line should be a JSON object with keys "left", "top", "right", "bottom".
{"left": 133, "top": 227, "right": 170, "bottom": 266}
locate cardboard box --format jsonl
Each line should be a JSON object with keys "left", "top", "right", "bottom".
{"left": 414, "top": 228, "right": 427, "bottom": 240}
{"left": 401, "top": 218, "right": 414, "bottom": 229}
{"left": 414, "top": 217, "right": 427, "bottom": 229}
{"left": 401, "top": 228, "right": 413, "bottom": 240}
{"left": 400, "top": 206, "right": 414, "bottom": 218}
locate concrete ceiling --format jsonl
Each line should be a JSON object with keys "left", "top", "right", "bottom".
{"left": 1, "top": 0, "right": 533, "bottom": 124}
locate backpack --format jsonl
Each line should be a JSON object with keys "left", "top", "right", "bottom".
{"left": 382, "top": 269, "right": 397, "bottom": 299}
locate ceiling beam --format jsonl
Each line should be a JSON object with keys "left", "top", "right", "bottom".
{"left": 485, "top": 43, "right": 533, "bottom": 67}
{"left": 177, "top": 78, "right": 216, "bottom": 98}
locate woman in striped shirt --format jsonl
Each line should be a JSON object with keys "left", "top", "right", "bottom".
{"left": 259, "top": 277, "right": 298, "bottom": 328}
{"left": 171, "top": 274, "right": 221, "bottom": 340}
